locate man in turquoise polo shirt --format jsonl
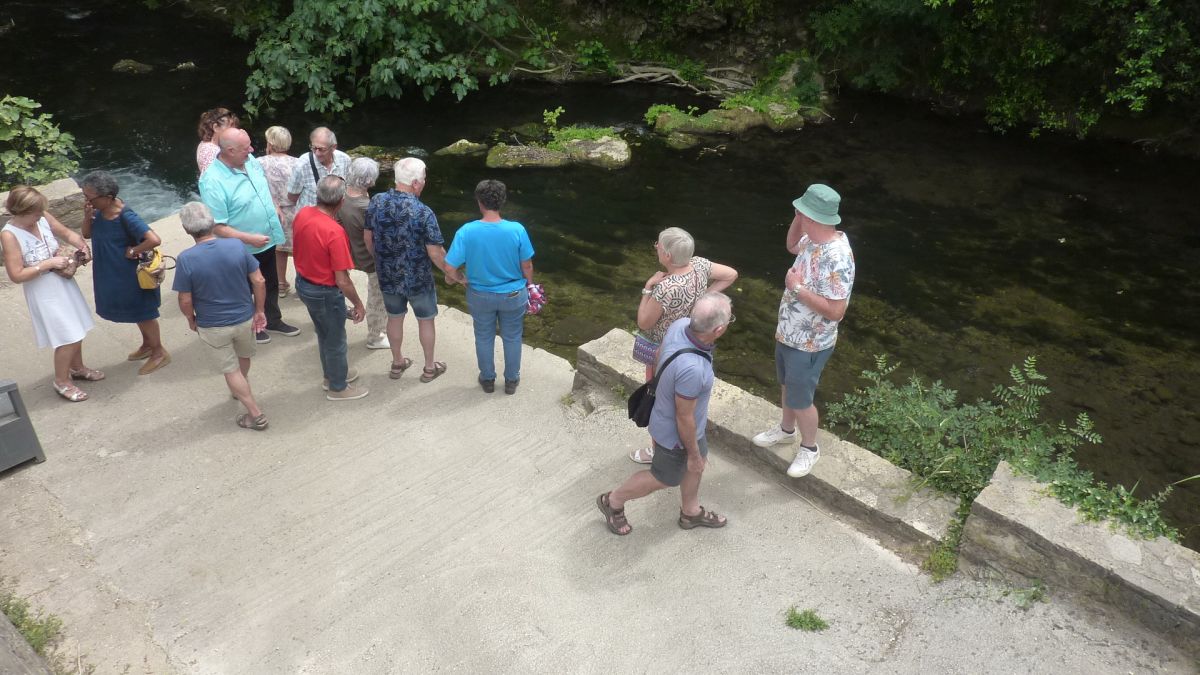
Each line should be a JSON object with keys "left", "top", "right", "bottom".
{"left": 200, "top": 128, "right": 300, "bottom": 343}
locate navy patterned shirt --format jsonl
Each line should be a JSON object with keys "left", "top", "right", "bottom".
{"left": 364, "top": 190, "right": 445, "bottom": 296}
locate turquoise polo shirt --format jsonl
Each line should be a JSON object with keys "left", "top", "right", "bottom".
{"left": 198, "top": 154, "right": 285, "bottom": 255}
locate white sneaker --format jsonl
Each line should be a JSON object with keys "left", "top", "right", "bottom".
{"left": 366, "top": 336, "right": 390, "bottom": 350}
{"left": 787, "top": 445, "right": 821, "bottom": 478}
{"left": 752, "top": 426, "right": 797, "bottom": 447}
{"left": 322, "top": 368, "right": 360, "bottom": 391}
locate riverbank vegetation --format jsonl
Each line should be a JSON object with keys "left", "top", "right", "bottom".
{"left": 191, "top": 0, "right": 1198, "bottom": 140}
{"left": 827, "top": 355, "right": 1190, "bottom": 578}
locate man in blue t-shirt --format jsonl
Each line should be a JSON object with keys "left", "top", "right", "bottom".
{"left": 172, "top": 202, "right": 269, "bottom": 431}
{"left": 444, "top": 179, "right": 536, "bottom": 395}
{"left": 596, "top": 292, "right": 734, "bottom": 535}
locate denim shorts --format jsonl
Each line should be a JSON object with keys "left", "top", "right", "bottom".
{"left": 650, "top": 437, "right": 709, "bottom": 487}
{"left": 775, "top": 343, "right": 834, "bottom": 409}
{"left": 383, "top": 286, "right": 438, "bottom": 319}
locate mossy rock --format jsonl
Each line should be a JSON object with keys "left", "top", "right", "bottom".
{"left": 112, "top": 59, "right": 153, "bottom": 74}
{"left": 665, "top": 131, "right": 702, "bottom": 150}
{"left": 562, "top": 136, "right": 631, "bottom": 169}
{"left": 344, "top": 145, "right": 429, "bottom": 168}
{"left": 486, "top": 144, "right": 570, "bottom": 169}
{"left": 654, "top": 107, "right": 765, "bottom": 136}
{"left": 434, "top": 139, "right": 489, "bottom": 157}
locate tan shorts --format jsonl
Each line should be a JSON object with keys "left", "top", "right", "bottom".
{"left": 197, "top": 320, "right": 256, "bottom": 373}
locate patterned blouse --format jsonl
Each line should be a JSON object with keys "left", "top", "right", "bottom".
{"left": 645, "top": 256, "right": 713, "bottom": 344}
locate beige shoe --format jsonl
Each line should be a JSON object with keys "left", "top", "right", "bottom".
{"left": 326, "top": 384, "right": 369, "bottom": 401}
{"left": 321, "top": 368, "right": 360, "bottom": 391}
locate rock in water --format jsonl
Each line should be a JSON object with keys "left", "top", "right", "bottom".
{"left": 112, "top": 59, "right": 153, "bottom": 74}
{"left": 486, "top": 144, "right": 570, "bottom": 169}
{"left": 562, "top": 136, "right": 631, "bottom": 169}
{"left": 434, "top": 139, "right": 489, "bottom": 157}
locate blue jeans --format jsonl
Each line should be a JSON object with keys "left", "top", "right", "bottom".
{"left": 466, "top": 286, "right": 527, "bottom": 383}
{"left": 296, "top": 276, "right": 350, "bottom": 391}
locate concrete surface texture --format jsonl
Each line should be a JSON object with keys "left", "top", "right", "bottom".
{"left": 0, "top": 216, "right": 1196, "bottom": 673}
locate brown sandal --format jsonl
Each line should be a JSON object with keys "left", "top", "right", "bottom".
{"left": 596, "top": 492, "right": 632, "bottom": 535}
{"left": 678, "top": 507, "right": 727, "bottom": 530}
{"left": 389, "top": 357, "right": 413, "bottom": 380}
{"left": 419, "top": 361, "right": 447, "bottom": 383}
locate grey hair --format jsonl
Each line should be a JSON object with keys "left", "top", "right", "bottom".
{"left": 311, "top": 127, "right": 337, "bottom": 146}
{"left": 316, "top": 175, "right": 347, "bottom": 206}
{"left": 179, "top": 201, "right": 215, "bottom": 236}
{"left": 657, "top": 227, "right": 694, "bottom": 266}
{"left": 689, "top": 292, "right": 732, "bottom": 333}
{"left": 393, "top": 157, "right": 426, "bottom": 186}
{"left": 347, "top": 157, "right": 380, "bottom": 189}
{"left": 80, "top": 171, "right": 120, "bottom": 198}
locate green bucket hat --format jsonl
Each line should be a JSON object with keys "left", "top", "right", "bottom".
{"left": 792, "top": 184, "right": 842, "bottom": 226}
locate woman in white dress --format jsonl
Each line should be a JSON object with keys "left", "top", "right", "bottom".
{"left": 2, "top": 186, "right": 101, "bottom": 402}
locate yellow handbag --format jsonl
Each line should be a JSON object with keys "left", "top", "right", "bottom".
{"left": 136, "top": 248, "right": 174, "bottom": 289}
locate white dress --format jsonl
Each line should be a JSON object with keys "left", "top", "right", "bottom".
{"left": 3, "top": 218, "right": 95, "bottom": 348}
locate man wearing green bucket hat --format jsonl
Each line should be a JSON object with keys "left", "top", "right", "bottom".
{"left": 752, "top": 184, "right": 856, "bottom": 478}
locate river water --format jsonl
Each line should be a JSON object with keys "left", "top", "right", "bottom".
{"left": 4, "top": 0, "right": 1198, "bottom": 548}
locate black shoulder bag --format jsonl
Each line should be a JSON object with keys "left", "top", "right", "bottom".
{"left": 627, "top": 347, "right": 711, "bottom": 428}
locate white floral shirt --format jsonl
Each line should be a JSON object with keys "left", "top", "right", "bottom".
{"left": 776, "top": 232, "right": 855, "bottom": 352}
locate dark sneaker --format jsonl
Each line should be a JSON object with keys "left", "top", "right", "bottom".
{"left": 266, "top": 321, "right": 300, "bottom": 336}
{"left": 504, "top": 380, "right": 519, "bottom": 395}
{"left": 480, "top": 379, "right": 495, "bottom": 393}
{"left": 255, "top": 331, "right": 271, "bottom": 344}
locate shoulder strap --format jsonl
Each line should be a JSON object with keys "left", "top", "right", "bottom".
{"left": 649, "top": 347, "right": 712, "bottom": 388}
{"left": 309, "top": 152, "right": 320, "bottom": 183}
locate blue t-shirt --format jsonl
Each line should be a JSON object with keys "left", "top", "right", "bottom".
{"left": 364, "top": 190, "right": 445, "bottom": 296}
{"left": 444, "top": 219, "right": 534, "bottom": 293}
{"left": 172, "top": 237, "right": 260, "bottom": 327}
{"left": 647, "top": 318, "right": 715, "bottom": 450}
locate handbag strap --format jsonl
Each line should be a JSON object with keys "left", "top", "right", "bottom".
{"left": 649, "top": 347, "right": 711, "bottom": 391}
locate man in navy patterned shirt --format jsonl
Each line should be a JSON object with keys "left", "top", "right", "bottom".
{"left": 364, "top": 158, "right": 461, "bottom": 383}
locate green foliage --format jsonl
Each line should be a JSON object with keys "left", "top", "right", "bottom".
{"left": 827, "top": 355, "right": 1181, "bottom": 542}
{"left": 644, "top": 103, "right": 698, "bottom": 126}
{"left": 785, "top": 607, "right": 829, "bottom": 631}
{"left": 813, "top": 0, "right": 1200, "bottom": 135}
{"left": 241, "top": 0, "right": 521, "bottom": 114}
{"left": 541, "top": 107, "right": 616, "bottom": 150}
{"left": 0, "top": 96, "right": 79, "bottom": 192}
{"left": 0, "top": 583, "right": 63, "bottom": 655}
{"left": 573, "top": 40, "right": 617, "bottom": 75}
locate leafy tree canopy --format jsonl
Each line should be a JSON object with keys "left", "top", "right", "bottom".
{"left": 814, "top": 0, "right": 1200, "bottom": 135}
{"left": 238, "top": 0, "right": 521, "bottom": 115}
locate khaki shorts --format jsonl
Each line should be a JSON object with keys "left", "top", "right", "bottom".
{"left": 197, "top": 319, "right": 256, "bottom": 374}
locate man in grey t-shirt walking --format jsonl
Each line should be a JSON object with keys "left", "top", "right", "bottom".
{"left": 596, "top": 292, "right": 734, "bottom": 535}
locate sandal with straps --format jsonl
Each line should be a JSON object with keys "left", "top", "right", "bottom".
{"left": 678, "top": 507, "right": 727, "bottom": 530}
{"left": 68, "top": 367, "right": 105, "bottom": 382}
{"left": 596, "top": 492, "right": 632, "bottom": 535}
{"left": 53, "top": 381, "right": 89, "bottom": 402}
{"left": 389, "top": 357, "right": 413, "bottom": 380}
{"left": 419, "top": 361, "right": 447, "bottom": 383}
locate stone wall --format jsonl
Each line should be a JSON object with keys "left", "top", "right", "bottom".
{"left": 0, "top": 178, "right": 85, "bottom": 231}
{"left": 961, "top": 462, "right": 1200, "bottom": 658}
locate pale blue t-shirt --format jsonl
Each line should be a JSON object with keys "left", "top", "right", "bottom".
{"left": 172, "top": 237, "right": 260, "bottom": 328}
{"left": 648, "top": 318, "right": 715, "bottom": 450}
{"left": 444, "top": 218, "right": 534, "bottom": 293}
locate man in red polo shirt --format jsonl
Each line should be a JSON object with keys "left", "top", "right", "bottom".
{"left": 292, "top": 175, "right": 368, "bottom": 400}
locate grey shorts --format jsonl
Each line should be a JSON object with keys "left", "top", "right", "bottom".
{"left": 650, "top": 436, "right": 709, "bottom": 487}
{"left": 775, "top": 343, "right": 834, "bottom": 409}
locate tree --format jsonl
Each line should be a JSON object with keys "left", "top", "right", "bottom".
{"left": 0, "top": 96, "right": 79, "bottom": 192}
{"left": 814, "top": 0, "right": 1200, "bottom": 135}
{"left": 240, "top": 0, "right": 522, "bottom": 114}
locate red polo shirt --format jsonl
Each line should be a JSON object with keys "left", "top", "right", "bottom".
{"left": 292, "top": 205, "right": 354, "bottom": 286}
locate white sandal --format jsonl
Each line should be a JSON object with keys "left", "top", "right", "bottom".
{"left": 629, "top": 446, "right": 655, "bottom": 464}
